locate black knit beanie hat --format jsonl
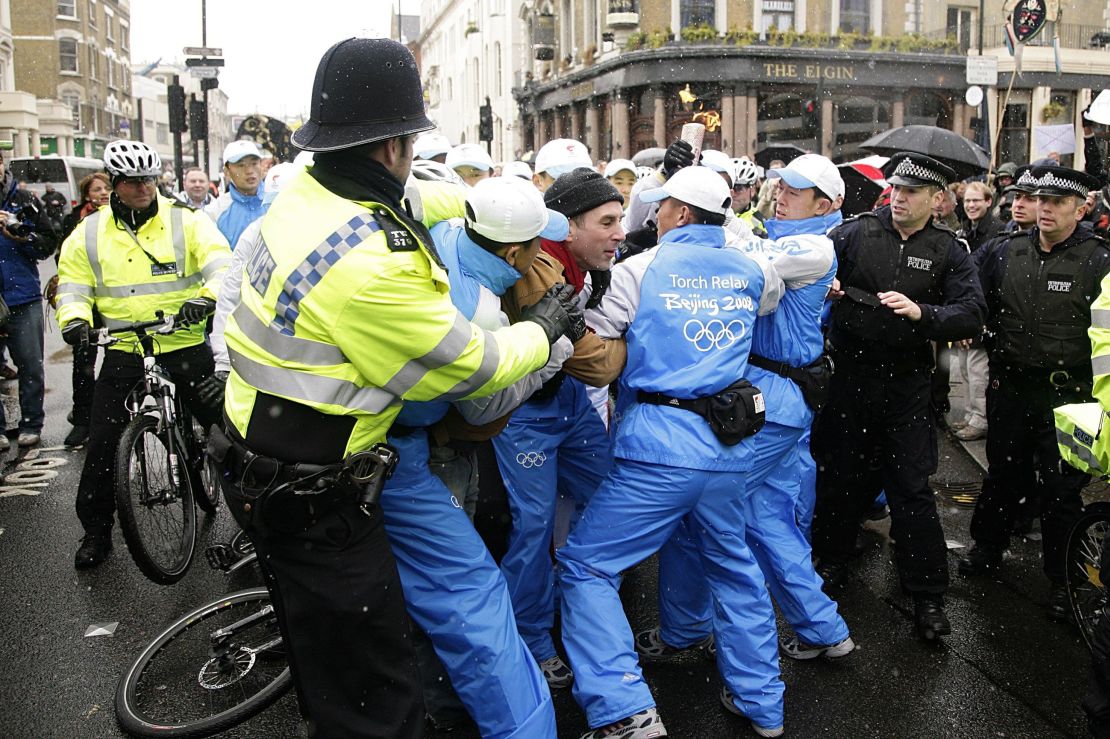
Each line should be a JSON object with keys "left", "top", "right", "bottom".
{"left": 544, "top": 167, "right": 623, "bottom": 218}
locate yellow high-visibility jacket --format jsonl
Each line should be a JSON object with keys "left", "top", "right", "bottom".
{"left": 223, "top": 170, "right": 551, "bottom": 457}
{"left": 55, "top": 196, "right": 231, "bottom": 354}
{"left": 1091, "top": 270, "right": 1110, "bottom": 408}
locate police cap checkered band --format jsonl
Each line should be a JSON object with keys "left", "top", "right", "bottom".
{"left": 890, "top": 158, "right": 948, "bottom": 187}
{"left": 1012, "top": 166, "right": 1038, "bottom": 193}
{"left": 1031, "top": 165, "right": 1100, "bottom": 199}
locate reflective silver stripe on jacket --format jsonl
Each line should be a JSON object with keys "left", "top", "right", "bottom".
{"left": 439, "top": 328, "right": 503, "bottom": 399}
{"left": 380, "top": 311, "right": 474, "bottom": 396}
{"left": 1057, "top": 426, "right": 1105, "bottom": 474}
{"left": 1093, "top": 308, "right": 1110, "bottom": 330}
{"left": 229, "top": 347, "right": 397, "bottom": 415}
{"left": 201, "top": 257, "right": 231, "bottom": 281}
{"left": 1094, "top": 354, "right": 1110, "bottom": 378}
{"left": 233, "top": 303, "right": 346, "bottom": 367}
{"left": 84, "top": 206, "right": 194, "bottom": 295}
{"left": 55, "top": 281, "right": 94, "bottom": 307}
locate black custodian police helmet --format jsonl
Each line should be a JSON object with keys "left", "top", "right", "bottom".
{"left": 292, "top": 38, "right": 436, "bottom": 152}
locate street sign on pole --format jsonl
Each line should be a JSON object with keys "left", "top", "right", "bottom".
{"left": 183, "top": 46, "right": 223, "bottom": 57}
{"left": 190, "top": 67, "right": 219, "bottom": 79}
{"left": 185, "top": 57, "right": 224, "bottom": 67}
{"left": 966, "top": 56, "right": 998, "bottom": 86}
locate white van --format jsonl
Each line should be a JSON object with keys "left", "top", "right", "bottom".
{"left": 8, "top": 155, "right": 104, "bottom": 212}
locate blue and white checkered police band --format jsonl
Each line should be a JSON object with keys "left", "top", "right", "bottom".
{"left": 890, "top": 158, "right": 949, "bottom": 188}
{"left": 1035, "top": 171, "right": 1091, "bottom": 198}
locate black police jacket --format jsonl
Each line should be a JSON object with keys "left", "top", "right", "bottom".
{"left": 828, "top": 207, "right": 986, "bottom": 365}
{"left": 974, "top": 221, "right": 1110, "bottom": 373}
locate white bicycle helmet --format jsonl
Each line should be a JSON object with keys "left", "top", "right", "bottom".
{"left": 409, "top": 158, "right": 463, "bottom": 186}
{"left": 731, "top": 157, "right": 759, "bottom": 187}
{"left": 104, "top": 140, "right": 162, "bottom": 179}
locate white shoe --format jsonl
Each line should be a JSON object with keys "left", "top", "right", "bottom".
{"left": 539, "top": 655, "right": 574, "bottom": 689}
{"left": 780, "top": 635, "right": 855, "bottom": 661}
{"left": 17, "top": 432, "right": 40, "bottom": 447}
{"left": 720, "top": 687, "right": 784, "bottom": 737}
{"left": 578, "top": 707, "right": 667, "bottom": 738}
{"left": 0, "top": 435, "right": 11, "bottom": 451}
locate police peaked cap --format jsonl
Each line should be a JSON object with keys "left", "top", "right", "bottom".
{"left": 1031, "top": 165, "right": 1101, "bottom": 199}
{"left": 293, "top": 38, "right": 435, "bottom": 152}
{"left": 1008, "top": 165, "right": 1038, "bottom": 194}
{"left": 882, "top": 152, "right": 957, "bottom": 190}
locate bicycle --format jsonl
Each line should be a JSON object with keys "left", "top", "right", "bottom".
{"left": 1065, "top": 501, "right": 1110, "bottom": 650}
{"left": 116, "top": 534, "right": 293, "bottom": 738}
{"left": 100, "top": 311, "right": 221, "bottom": 585}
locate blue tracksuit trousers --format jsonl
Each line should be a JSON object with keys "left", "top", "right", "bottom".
{"left": 492, "top": 377, "right": 612, "bottom": 662}
{"left": 381, "top": 432, "right": 556, "bottom": 739}
{"left": 659, "top": 423, "right": 849, "bottom": 650}
{"left": 557, "top": 458, "right": 784, "bottom": 730}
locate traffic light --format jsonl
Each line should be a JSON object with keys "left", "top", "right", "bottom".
{"left": 189, "top": 97, "right": 208, "bottom": 141}
{"left": 479, "top": 99, "right": 493, "bottom": 142}
{"left": 801, "top": 99, "right": 819, "bottom": 136}
{"left": 168, "top": 84, "right": 187, "bottom": 134}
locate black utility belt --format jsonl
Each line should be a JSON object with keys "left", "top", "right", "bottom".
{"left": 638, "top": 380, "right": 765, "bottom": 446}
{"left": 749, "top": 353, "right": 833, "bottom": 412}
{"left": 207, "top": 425, "right": 399, "bottom": 533}
{"left": 1000, "top": 367, "right": 1092, "bottom": 389}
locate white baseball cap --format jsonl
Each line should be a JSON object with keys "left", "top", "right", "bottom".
{"left": 414, "top": 132, "right": 452, "bottom": 160}
{"left": 501, "top": 161, "right": 533, "bottom": 180}
{"left": 603, "top": 158, "right": 637, "bottom": 179}
{"left": 262, "top": 162, "right": 300, "bottom": 205}
{"left": 699, "top": 150, "right": 732, "bottom": 173}
{"left": 640, "top": 165, "right": 733, "bottom": 215}
{"left": 446, "top": 143, "right": 494, "bottom": 172}
{"left": 465, "top": 176, "right": 570, "bottom": 244}
{"left": 767, "top": 153, "right": 845, "bottom": 201}
{"left": 223, "top": 140, "right": 264, "bottom": 164}
{"left": 534, "top": 138, "right": 592, "bottom": 178}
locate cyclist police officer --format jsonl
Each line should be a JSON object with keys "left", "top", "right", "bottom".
{"left": 213, "top": 38, "right": 577, "bottom": 738}
{"left": 811, "top": 152, "right": 986, "bottom": 640}
{"left": 56, "top": 139, "right": 231, "bottom": 569}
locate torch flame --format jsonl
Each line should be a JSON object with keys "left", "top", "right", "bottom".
{"left": 693, "top": 109, "right": 721, "bottom": 133}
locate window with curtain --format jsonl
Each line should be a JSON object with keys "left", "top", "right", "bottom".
{"left": 681, "top": 0, "right": 715, "bottom": 27}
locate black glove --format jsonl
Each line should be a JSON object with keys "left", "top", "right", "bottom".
{"left": 662, "top": 139, "right": 697, "bottom": 179}
{"left": 178, "top": 297, "right": 216, "bottom": 324}
{"left": 62, "top": 320, "right": 90, "bottom": 349}
{"left": 520, "top": 287, "right": 573, "bottom": 344}
{"left": 196, "top": 370, "right": 228, "bottom": 408}
{"left": 550, "top": 283, "right": 588, "bottom": 343}
{"left": 617, "top": 225, "right": 659, "bottom": 263}
{"left": 585, "top": 269, "right": 611, "bottom": 310}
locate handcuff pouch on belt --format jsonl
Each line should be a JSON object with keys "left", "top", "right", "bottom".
{"left": 749, "top": 352, "right": 834, "bottom": 412}
{"left": 207, "top": 425, "right": 399, "bottom": 533}
{"left": 638, "top": 379, "right": 765, "bottom": 446}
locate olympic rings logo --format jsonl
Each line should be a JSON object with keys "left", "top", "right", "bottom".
{"left": 683, "top": 319, "right": 746, "bottom": 352}
{"left": 516, "top": 451, "right": 547, "bottom": 468}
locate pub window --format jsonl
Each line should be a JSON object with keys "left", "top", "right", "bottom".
{"left": 840, "top": 0, "right": 869, "bottom": 34}
{"left": 681, "top": 0, "right": 715, "bottom": 28}
{"left": 762, "top": 1, "right": 795, "bottom": 33}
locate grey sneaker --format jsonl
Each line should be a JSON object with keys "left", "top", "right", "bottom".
{"left": 17, "top": 432, "right": 40, "bottom": 447}
{"left": 578, "top": 707, "right": 667, "bottom": 738}
{"left": 780, "top": 635, "right": 855, "bottom": 661}
{"left": 539, "top": 655, "right": 574, "bottom": 689}
{"left": 634, "top": 626, "right": 714, "bottom": 660}
{"left": 720, "top": 687, "right": 784, "bottom": 738}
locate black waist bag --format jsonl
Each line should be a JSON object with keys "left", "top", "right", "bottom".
{"left": 639, "top": 380, "right": 765, "bottom": 446}
{"left": 749, "top": 353, "right": 833, "bottom": 412}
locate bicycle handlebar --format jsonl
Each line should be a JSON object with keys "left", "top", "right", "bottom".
{"left": 94, "top": 310, "right": 191, "bottom": 346}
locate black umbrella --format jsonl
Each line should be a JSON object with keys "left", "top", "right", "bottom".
{"left": 754, "top": 144, "right": 807, "bottom": 170}
{"left": 632, "top": 147, "right": 666, "bottom": 167}
{"left": 859, "top": 125, "right": 990, "bottom": 180}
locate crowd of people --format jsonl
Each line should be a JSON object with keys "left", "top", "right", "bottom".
{"left": 3, "top": 34, "right": 1108, "bottom": 739}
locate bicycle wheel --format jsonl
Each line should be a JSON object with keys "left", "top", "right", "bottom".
{"left": 1066, "top": 502, "right": 1110, "bottom": 651}
{"left": 189, "top": 417, "right": 220, "bottom": 515}
{"left": 115, "top": 414, "right": 197, "bottom": 585}
{"left": 116, "top": 588, "right": 292, "bottom": 738}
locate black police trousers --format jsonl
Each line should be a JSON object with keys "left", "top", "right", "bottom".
{"left": 223, "top": 462, "right": 424, "bottom": 739}
{"left": 969, "top": 371, "right": 1088, "bottom": 582}
{"left": 812, "top": 365, "right": 949, "bottom": 594}
{"left": 1084, "top": 538, "right": 1110, "bottom": 738}
{"left": 75, "top": 343, "right": 219, "bottom": 534}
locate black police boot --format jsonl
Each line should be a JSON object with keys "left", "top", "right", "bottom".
{"left": 815, "top": 558, "right": 848, "bottom": 590}
{"left": 74, "top": 532, "right": 112, "bottom": 569}
{"left": 64, "top": 424, "right": 89, "bottom": 447}
{"left": 957, "top": 545, "right": 1003, "bottom": 577}
{"left": 913, "top": 595, "right": 951, "bottom": 640}
{"left": 1047, "top": 584, "right": 1071, "bottom": 624}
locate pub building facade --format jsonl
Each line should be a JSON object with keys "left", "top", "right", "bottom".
{"left": 512, "top": 0, "right": 1110, "bottom": 167}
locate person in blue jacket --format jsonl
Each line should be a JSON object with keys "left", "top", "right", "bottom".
{"left": 560, "top": 165, "right": 787, "bottom": 739}
{"left": 204, "top": 140, "right": 266, "bottom": 247}
{"left": 638, "top": 155, "right": 855, "bottom": 677}
{"left": 383, "top": 175, "right": 580, "bottom": 739}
